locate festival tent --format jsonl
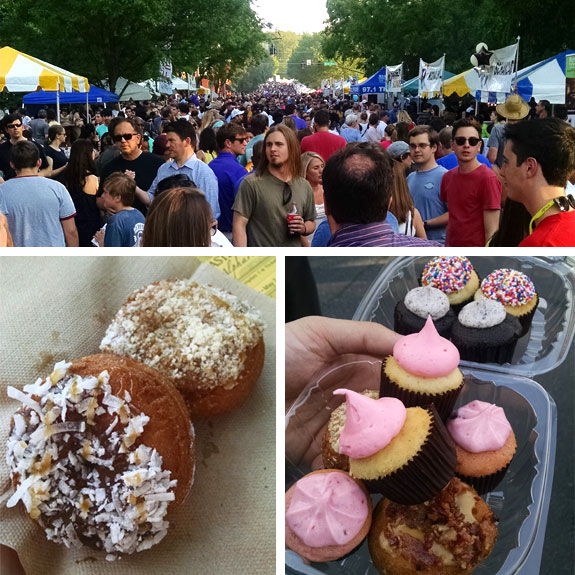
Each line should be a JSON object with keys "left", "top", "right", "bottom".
{"left": 402, "top": 71, "right": 455, "bottom": 96}
{"left": 0, "top": 46, "right": 88, "bottom": 119}
{"left": 350, "top": 66, "right": 387, "bottom": 94}
{"left": 112, "top": 77, "right": 153, "bottom": 101}
{"left": 23, "top": 84, "right": 118, "bottom": 105}
{"left": 443, "top": 50, "right": 574, "bottom": 103}
{"left": 515, "top": 50, "right": 574, "bottom": 104}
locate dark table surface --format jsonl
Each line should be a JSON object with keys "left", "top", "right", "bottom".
{"left": 289, "top": 255, "right": 574, "bottom": 575}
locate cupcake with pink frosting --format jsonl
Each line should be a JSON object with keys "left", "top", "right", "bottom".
{"left": 285, "top": 469, "right": 373, "bottom": 562}
{"left": 447, "top": 400, "right": 517, "bottom": 493}
{"left": 333, "top": 389, "right": 456, "bottom": 505}
{"left": 381, "top": 316, "right": 464, "bottom": 421}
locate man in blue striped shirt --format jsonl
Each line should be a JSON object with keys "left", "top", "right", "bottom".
{"left": 323, "top": 143, "right": 441, "bottom": 247}
{"left": 147, "top": 120, "right": 220, "bottom": 221}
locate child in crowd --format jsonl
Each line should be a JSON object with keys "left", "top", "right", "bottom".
{"left": 93, "top": 173, "right": 145, "bottom": 247}
{"left": 141, "top": 186, "right": 214, "bottom": 247}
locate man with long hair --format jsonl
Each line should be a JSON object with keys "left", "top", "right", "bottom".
{"left": 232, "top": 124, "right": 315, "bottom": 247}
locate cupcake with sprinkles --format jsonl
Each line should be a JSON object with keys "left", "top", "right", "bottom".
{"left": 474, "top": 268, "right": 538, "bottom": 336}
{"left": 420, "top": 256, "right": 480, "bottom": 313}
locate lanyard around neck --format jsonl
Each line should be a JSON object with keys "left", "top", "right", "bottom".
{"left": 529, "top": 199, "right": 556, "bottom": 234}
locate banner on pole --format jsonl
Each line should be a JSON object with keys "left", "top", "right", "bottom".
{"left": 386, "top": 64, "right": 403, "bottom": 93}
{"left": 475, "top": 42, "right": 518, "bottom": 94}
{"left": 158, "top": 60, "right": 173, "bottom": 94}
{"left": 566, "top": 53, "right": 575, "bottom": 117}
{"left": 418, "top": 56, "right": 445, "bottom": 96}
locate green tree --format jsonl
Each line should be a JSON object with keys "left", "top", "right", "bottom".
{"left": 287, "top": 33, "right": 364, "bottom": 89}
{"left": 233, "top": 57, "right": 275, "bottom": 92}
{"left": 1, "top": 0, "right": 266, "bottom": 97}
{"left": 322, "top": 0, "right": 574, "bottom": 79}
{"left": 267, "top": 31, "right": 302, "bottom": 77}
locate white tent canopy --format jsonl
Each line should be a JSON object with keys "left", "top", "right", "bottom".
{"left": 112, "top": 77, "right": 153, "bottom": 101}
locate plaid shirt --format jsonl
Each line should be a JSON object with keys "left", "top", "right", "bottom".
{"left": 328, "top": 221, "right": 442, "bottom": 247}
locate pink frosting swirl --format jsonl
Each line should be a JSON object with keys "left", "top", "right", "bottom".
{"left": 286, "top": 472, "right": 369, "bottom": 547}
{"left": 447, "top": 400, "right": 512, "bottom": 453}
{"left": 333, "top": 389, "right": 406, "bottom": 458}
{"left": 393, "top": 315, "right": 460, "bottom": 377}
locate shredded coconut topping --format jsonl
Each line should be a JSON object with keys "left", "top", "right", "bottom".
{"left": 99, "top": 280, "right": 265, "bottom": 390}
{"left": 6, "top": 361, "right": 177, "bottom": 558}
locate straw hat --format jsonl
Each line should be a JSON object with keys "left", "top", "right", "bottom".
{"left": 496, "top": 94, "right": 529, "bottom": 120}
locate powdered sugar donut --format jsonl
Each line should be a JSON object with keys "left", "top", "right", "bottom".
{"left": 6, "top": 354, "right": 195, "bottom": 559}
{"left": 99, "top": 279, "right": 266, "bottom": 417}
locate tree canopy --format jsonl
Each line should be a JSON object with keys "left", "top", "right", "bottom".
{"left": 1, "top": 0, "right": 266, "bottom": 95}
{"left": 322, "top": 0, "right": 574, "bottom": 78}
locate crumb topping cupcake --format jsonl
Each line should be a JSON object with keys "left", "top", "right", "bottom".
{"left": 368, "top": 478, "right": 497, "bottom": 575}
{"left": 322, "top": 389, "right": 378, "bottom": 471}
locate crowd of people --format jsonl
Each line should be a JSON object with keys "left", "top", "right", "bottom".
{"left": 0, "top": 84, "right": 573, "bottom": 247}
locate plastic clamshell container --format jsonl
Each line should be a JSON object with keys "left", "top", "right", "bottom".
{"left": 352, "top": 256, "right": 575, "bottom": 378}
{"left": 285, "top": 357, "right": 557, "bottom": 575}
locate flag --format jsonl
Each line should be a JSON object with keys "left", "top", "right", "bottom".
{"left": 418, "top": 56, "right": 445, "bottom": 96}
{"left": 386, "top": 64, "right": 403, "bottom": 93}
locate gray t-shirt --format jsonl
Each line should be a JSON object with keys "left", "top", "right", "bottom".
{"left": 233, "top": 171, "right": 316, "bottom": 247}
{"left": 0, "top": 176, "right": 76, "bottom": 246}
{"left": 487, "top": 122, "right": 506, "bottom": 168}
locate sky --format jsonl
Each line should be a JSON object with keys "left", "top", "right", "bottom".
{"left": 253, "top": 0, "right": 328, "bottom": 34}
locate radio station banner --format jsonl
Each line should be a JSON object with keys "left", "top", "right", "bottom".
{"left": 418, "top": 56, "right": 445, "bottom": 96}
{"left": 476, "top": 42, "right": 518, "bottom": 94}
{"left": 386, "top": 64, "right": 403, "bottom": 93}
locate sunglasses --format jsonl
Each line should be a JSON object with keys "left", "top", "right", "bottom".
{"left": 6, "top": 122, "right": 22, "bottom": 129}
{"left": 234, "top": 137, "right": 248, "bottom": 143}
{"left": 113, "top": 133, "right": 138, "bottom": 142}
{"left": 399, "top": 152, "right": 411, "bottom": 161}
{"left": 454, "top": 136, "right": 481, "bottom": 146}
{"left": 282, "top": 182, "right": 292, "bottom": 206}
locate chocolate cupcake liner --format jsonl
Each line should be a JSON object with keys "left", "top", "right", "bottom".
{"left": 393, "top": 301, "right": 455, "bottom": 339}
{"left": 456, "top": 462, "right": 511, "bottom": 495}
{"left": 362, "top": 404, "right": 456, "bottom": 505}
{"left": 454, "top": 339, "right": 518, "bottom": 364}
{"left": 380, "top": 362, "right": 464, "bottom": 423}
{"left": 515, "top": 294, "right": 539, "bottom": 337}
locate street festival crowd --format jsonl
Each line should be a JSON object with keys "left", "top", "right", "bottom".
{"left": 0, "top": 84, "right": 574, "bottom": 247}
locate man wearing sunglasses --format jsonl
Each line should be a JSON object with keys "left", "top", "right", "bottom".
{"left": 0, "top": 113, "right": 52, "bottom": 181}
{"left": 98, "top": 118, "right": 164, "bottom": 216}
{"left": 440, "top": 118, "right": 502, "bottom": 246}
{"left": 208, "top": 123, "right": 249, "bottom": 238}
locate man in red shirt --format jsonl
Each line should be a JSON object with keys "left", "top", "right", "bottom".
{"left": 440, "top": 118, "right": 501, "bottom": 246}
{"left": 300, "top": 109, "right": 346, "bottom": 162}
{"left": 502, "top": 118, "right": 575, "bottom": 247}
